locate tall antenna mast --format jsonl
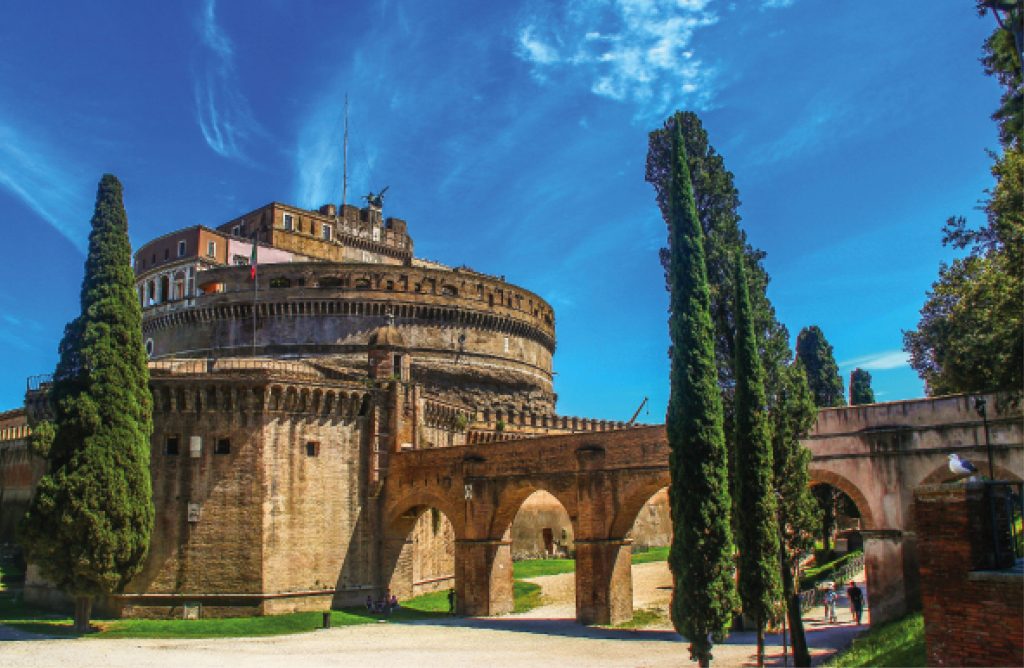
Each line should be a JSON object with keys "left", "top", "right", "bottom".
{"left": 340, "top": 93, "right": 349, "bottom": 218}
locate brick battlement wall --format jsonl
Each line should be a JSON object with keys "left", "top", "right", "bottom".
{"left": 914, "top": 483, "right": 1023, "bottom": 667}
{"left": 0, "top": 409, "right": 41, "bottom": 544}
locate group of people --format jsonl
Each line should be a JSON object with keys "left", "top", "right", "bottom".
{"left": 822, "top": 580, "right": 864, "bottom": 625}
{"left": 365, "top": 592, "right": 400, "bottom": 615}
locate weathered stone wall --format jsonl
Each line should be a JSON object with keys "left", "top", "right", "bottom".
{"left": 0, "top": 409, "right": 40, "bottom": 545}
{"left": 914, "top": 482, "right": 1023, "bottom": 667}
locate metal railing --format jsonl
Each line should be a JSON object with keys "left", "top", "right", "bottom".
{"left": 26, "top": 374, "right": 52, "bottom": 392}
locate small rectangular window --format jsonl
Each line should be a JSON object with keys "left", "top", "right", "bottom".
{"left": 321, "top": 224, "right": 332, "bottom": 241}
{"left": 206, "top": 240, "right": 216, "bottom": 258}
{"left": 283, "top": 213, "right": 294, "bottom": 231}
{"left": 305, "top": 441, "right": 319, "bottom": 457}
{"left": 503, "top": 336, "right": 510, "bottom": 353}
{"left": 178, "top": 240, "right": 187, "bottom": 257}
{"left": 166, "top": 436, "right": 180, "bottom": 456}
{"left": 231, "top": 225, "right": 239, "bottom": 236}
{"left": 215, "top": 438, "right": 231, "bottom": 455}
{"left": 164, "top": 249, "right": 169, "bottom": 260}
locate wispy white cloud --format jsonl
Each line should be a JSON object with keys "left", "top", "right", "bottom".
{"left": 762, "top": 0, "right": 795, "bottom": 7}
{"left": 839, "top": 350, "right": 910, "bottom": 371}
{"left": 515, "top": 0, "right": 719, "bottom": 117}
{"left": 193, "top": 0, "right": 261, "bottom": 159}
{"left": 0, "top": 120, "right": 90, "bottom": 253}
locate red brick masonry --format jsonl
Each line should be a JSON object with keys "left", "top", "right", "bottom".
{"left": 914, "top": 482, "right": 1023, "bottom": 667}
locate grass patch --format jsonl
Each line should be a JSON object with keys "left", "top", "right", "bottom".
{"left": 800, "top": 549, "right": 862, "bottom": 590}
{"left": 513, "top": 558, "right": 576, "bottom": 579}
{"left": 513, "top": 580, "right": 542, "bottom": 613}
{"left": 513, "top": 546, "right": 669, "bottom": 580}
{"left": 614, "top": 607, "right": 666, "bottom": 629}
{"left": 823, "top": 612, "right": 925, "bottom": 667}
{"left": 631, "top": 546, "right": 669, "bottom": 564}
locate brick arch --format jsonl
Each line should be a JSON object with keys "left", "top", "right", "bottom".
{"left": 608, "top": 472, "right": 672, "bottom": 538}
{"left": 808, "top": 467, "right": 877, "bottom": 530}
{"left": 489, "top": 481, "right": 577, "bottom": 539}
{"left": 382, "top": 489, "right": 465, "bottom": 537}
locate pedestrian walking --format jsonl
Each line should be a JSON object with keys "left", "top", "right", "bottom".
{"left": 847, "top": 580, "right": 864, "bottom": 624}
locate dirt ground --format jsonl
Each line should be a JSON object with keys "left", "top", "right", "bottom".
{"left": 0, "top": 563, "right": 869, "bottom": 668}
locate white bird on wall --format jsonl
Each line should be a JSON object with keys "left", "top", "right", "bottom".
{"left": 948, "top": 453, "right": 979, "bottom": 480}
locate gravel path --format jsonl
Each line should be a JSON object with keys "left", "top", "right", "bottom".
{"left": 0, "top": 564, "right": 869, "bottom": 668}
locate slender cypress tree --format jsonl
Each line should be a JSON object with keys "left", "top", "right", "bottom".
{"left": 664, "top": 116, "right": 737, "bottom": 667}
{"left": 849, "top": 368, "right": 876, "bottom": 405}
{"left": 732, "top": 252, "right": 781, "bottom": 668}
{"left": 794, "top": 326, "right": 846, "bottom": 407}
{"left": 772, "top": 361, "right": 821, "bottom": 667}
{"left": 20, "top": 174, "right": 153, "bottom": 632}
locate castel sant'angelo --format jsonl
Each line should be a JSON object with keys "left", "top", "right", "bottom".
{"left": 4, "top": 195, "right": 668, "bottom": 618}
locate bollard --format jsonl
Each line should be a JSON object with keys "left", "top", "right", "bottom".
{"left": 322, "top": 611, "right": 331, "bottom": 629}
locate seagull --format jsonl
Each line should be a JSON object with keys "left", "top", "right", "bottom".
{"left": 948, "top": 453, "right": 979, "bottom": 480}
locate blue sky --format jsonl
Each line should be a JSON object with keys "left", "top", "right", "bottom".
{"left": 0, "top": 1, "right": 1002, "bottom": 421}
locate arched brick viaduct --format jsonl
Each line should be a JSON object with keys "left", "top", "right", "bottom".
{"left": 381, "top": 393, "right": 1022, "bottom": 627}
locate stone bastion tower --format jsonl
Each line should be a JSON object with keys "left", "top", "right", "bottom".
{"left": 18, "top": 198, "right": 646, "bottom": 618}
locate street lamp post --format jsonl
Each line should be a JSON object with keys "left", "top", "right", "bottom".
{"left": 974, "top": 396, "right": 995, "bottom": 480}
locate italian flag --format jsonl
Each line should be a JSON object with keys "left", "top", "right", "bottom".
{"left": 250, "top": 233, "right": 258, "bottom": 280}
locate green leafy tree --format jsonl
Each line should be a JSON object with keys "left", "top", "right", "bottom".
{"left": 795, "top": 326, "right": 846, "bottom": 408}
{"left": 772, "top": 361, "right": 821, "bottom": 667}
{"left": 904, "top": 7, "right": 1024, "bottom": 396}
{"left": 732, "top": 252, "right": 781, "bottom": 668}
{"left": 19, "top": 174, "right": 154, "bottom": 632}
{"left": 978, "top": 0, "right": 1022, "bottom": 148}
{"left": 849, "top": 368, "right": 875, "bottom": 405}
{"left": 663, "top": 116, "right": 737, "bottom": 667}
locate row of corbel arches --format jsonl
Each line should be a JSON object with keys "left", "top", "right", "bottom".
{"left": 266, "top": 384, "right": 371, "bottom": 419}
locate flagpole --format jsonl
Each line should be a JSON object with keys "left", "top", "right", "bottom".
{"left": 340, "top": 93, "right": 349, "bottom": 215}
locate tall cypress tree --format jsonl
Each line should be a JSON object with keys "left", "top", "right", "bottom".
{"left": 20, "top": 174, "right": 153, "bottom": 632}
{"left": 794, "top": 326, "right": 846, "bottom": 408}
{"left": 732, "top": 252, "right": 781, "bottom": 668}
{"left": 849, "top": 368, "right": 875, "bottom": 405}
{"left": 664, "top": 116, "right": 737, "bottom": 667}
{"left": 772, "top": 361, "right": 821, "bottom": 667}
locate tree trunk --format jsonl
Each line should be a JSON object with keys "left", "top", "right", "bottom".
{"left": 779, "top": 552, "right": 811, "bottom": 667}
{"left": 756, "top": 616, "right": 765, "bottom": 667}
{"left": 73, "top": 595, "right": 93, "bottom": 633}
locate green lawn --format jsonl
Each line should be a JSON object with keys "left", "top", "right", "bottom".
{"left": 823, "top": 612, "right": 925, "bottom": 667}
{"left": 0, "top": 578, "right": 545, "bottom": 640}
{"left": 512, "top": 545, "right": 670, "bottom": 579}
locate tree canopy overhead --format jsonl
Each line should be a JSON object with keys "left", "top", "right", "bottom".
{"left": 19, "top": 174, "right": 154, "bottom": 632}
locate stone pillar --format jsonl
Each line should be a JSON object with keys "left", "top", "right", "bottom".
{"left": 383, "top": 535, "right": 414, "bottom": 600}
{"left": 455, "top": 538, "right": 513, "bottom": 616}
{"left": 861, "top": 529, "right": 910, "bottom": 625}
{"left": 575, "top": 538, "right": 633, "bottom": 625}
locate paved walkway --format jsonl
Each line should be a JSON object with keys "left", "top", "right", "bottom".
{"left": 0, "top": 566, "right": 870, "bottom": 667}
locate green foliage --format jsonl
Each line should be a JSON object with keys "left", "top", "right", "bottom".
{"left": 848, "top": 368, "right": 875, "bottom": 405}
{"left": 773, "top": 363, "right": 821, "bottom": 566}
{"left": 978, "top": 1, "right": 1023, "bottom": 148}
{"left": 26, "top": 419, "right": 55, "bottom": 459}
{"left": 904, "top": 147, "right": 1023, "bottom": 396}
{"left": 19, "top": 175, "right": 154, "bottom": 620}
{"left": 795, "top": 326, "right": 846, "bottom": 408}
{"left": 799, "top": 549, "right": 863, "bottom": 590}
{"left": 823, "top": 612, "right": 925, "bottom": 667}
{"left": 905, "top": 8, "right": 1024, "bottom": 396}
{"left": 661, "top": 115, "right": 737, "bottom": 666}
{"left": 647, "top": 111, "right": 792, "bottom": 478}
{"left": 732, "top": 252, "right": 781, "bottom": 632}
